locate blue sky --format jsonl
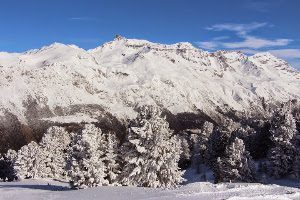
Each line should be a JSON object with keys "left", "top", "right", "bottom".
{"left": 0, "top": 0, "right": 300, "bottom": 69}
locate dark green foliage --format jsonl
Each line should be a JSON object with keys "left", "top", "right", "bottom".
{"left": 268, "top": 144, "right": 295, "bottom": 178}
{"left": 214, "top": 138, "right": 256, "bottom": 183}
{"left": 0, "top": 154, "right": 17, "bottom": 182}
{"left": 204, "top": 126, "right": 232, "bottom": 169}
{"left": 267, "top": 106, "right": 298, "bottom": 178}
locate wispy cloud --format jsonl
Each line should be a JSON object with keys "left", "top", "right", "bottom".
{"left": 198, "top": 22, "right": 291, "bottom": 50}
{"left": 68, "top": 17, "right": 96, "bottom": 21}
{"left": 268, "top": 49, "right": 300, "bottom": 59}
{"left": 269, "top": 49, "right": 300, "bottom": 69}
{"left": 206, "top": 22, "right": 268, "bottom": 37}
{"left": 223, "top": 37, "right": 292, "bottom": 49}
{"left": 197, "top": 36, "right": 291, "bottom": 51}
{"left": 212, "top": 36, "right": 230, "bottom": 41}
{"left": 197, "top": 22, "right": 300, "bottom": 70}
{"left": 197, "top": 41, "right": 219, "bottom": 50}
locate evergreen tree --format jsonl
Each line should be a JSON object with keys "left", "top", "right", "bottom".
{"left": 268, "top": 145, "right": 295, "bottom": 178}
{"left": 120, "top": 105, "right": 184, "bottom": 188}
{"left": 39, "top": 126, "right": 71, "bottom": 180}
{"left": 104, "top": 132, "right": 121, "bottom": 185}
{"left": 14, "top": 141, "right": 43, "bottom": 179}
{"left": 270, "top": 108, "right": 296, "bottom": 145}
{"left": 215, "top": 138, "right": 256, "bottom": 183}
{"left": 202, "top": 121, "right": 214, "bottom": 139}
{"left": 190, "top": 133, "right": 201, "bottom": 171}
{"left": 0, "top": 150, "right": 17, "bottom": 182}
{"left": 178, "top": 133, "right": 191, "bottom": 169}
{"left": 204, "top": 126, "right": 232, "bottom": 169}
{"left": 291, "top": 121, "right": 300, "bottom": 179}
{"left": 232, "top": 126, "right": 257, "bottom": 157}
{"left": 67, "top": 124, "right": 108, "bottom": 189}
{"left": 292, "top": 153, "right": 300, "bottom": 179}
{"left": 268, "top": 107, "right": 298, "bottom": 178}
{"left": 191, "top": 121, "right": 213, "bottom": 173}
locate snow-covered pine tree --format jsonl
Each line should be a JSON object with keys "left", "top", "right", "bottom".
{"left": 104, "top": 132, "right": 120, "bottom": 185}
{"left": 204, "top": 126, "right": 232, "bottom": 169}
{"left": 291, "top": 118, "right": 300, "bottom": 179}
{"left": 120, "top": 105, "right": 184, "bottom": 188}
{"left": 268, "top": 145, "right": 295, "bottom": 178}
{"left": 202, "top": 121, "right": 214, "bottom": 139}
{"left": 191, "top": 121, "right": 213, "bottom": 173}
{"left": 39, "top": 126, "right": 71, "bottom": 180}
{"left": 291, "top": 100, "right": 300, "bottom": 179}
{"left": 67, "top": 124, "right": 108, "bottom": 189}
{"left": 270, "top": 107, "right": 297, "bottom": 145}
{"left": 190, "top": 133, "right": 200, "bottom": 171}
{"left": 5, "top": 149, "right": 18, "bottom": 162}
{"left": 199, "top": 121, "right": 214, "bottom": 161}
{"left": 215, "top": 138, "right": 256, "bottom": 183}
{"left": 268, "top": 107, "right": 298, "bottom": 178}
{"left": 14, "top": 141, "right": 43, "bottom": 179}
{"left": 0, "top": 150, "right": 17, "bottom": 182}
{"left": 232, "top": 126, "right": 257, "bottom": 157}
{"left": 178, "top": 133, "right": 191, "bottom": 169}
{"left": 289, "top": 101, "right": 300, "bottom": 179}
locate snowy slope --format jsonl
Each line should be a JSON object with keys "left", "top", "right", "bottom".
{"left": 0, "top": 179, "right": 299, "bottom": 200}
{"left": 0, "top": 37, "right": 299, "bottom": 123}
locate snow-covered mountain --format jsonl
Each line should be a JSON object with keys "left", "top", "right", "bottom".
{"left": 0, "top": 36, "right": 299, "bottom": 125}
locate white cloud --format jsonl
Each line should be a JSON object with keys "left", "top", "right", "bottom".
{"left": 68, "top": 17, "right": 96, "bottom": 21}
{"left": 197, "top": 22, "right": 299, "bottom": 70}
{"left": 268, "top": 49, "right": 300, "bottom": 59}
{"left": 213, "top": 36, "right": 230, "bottom": 41}
{"left": 269, "top": 49, "right": 300, "bottom": 70}
{"left": 206, "top": 22, "right": 268, "bottom": 37}
{"left": 198, "top": 22, "right": 292, "bottom": 51}
{"left": 197, "top": 37, "right": 292, "bottom": 50}
{"left": 223, "top": 37, "right": 292, "bottom": 49}
{"left": 197, "top": 41, "right": 219, "bottom": 50}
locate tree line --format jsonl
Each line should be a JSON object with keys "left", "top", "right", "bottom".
{"left": 0, "top": 102, "right": 299, "bottom": 189}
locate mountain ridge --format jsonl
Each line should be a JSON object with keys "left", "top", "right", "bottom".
{"left": 0, "top": 37, "right": 299, "bottom": 125}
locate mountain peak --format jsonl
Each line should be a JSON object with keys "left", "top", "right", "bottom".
{"left": 24, "top": 42, "right": 81, "bottom": 55}
{"left": 114, "top": 34, "right": 125, "bottom": 41}
{"left": 45, "top": 42, "right": 80, "bottom": 50}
